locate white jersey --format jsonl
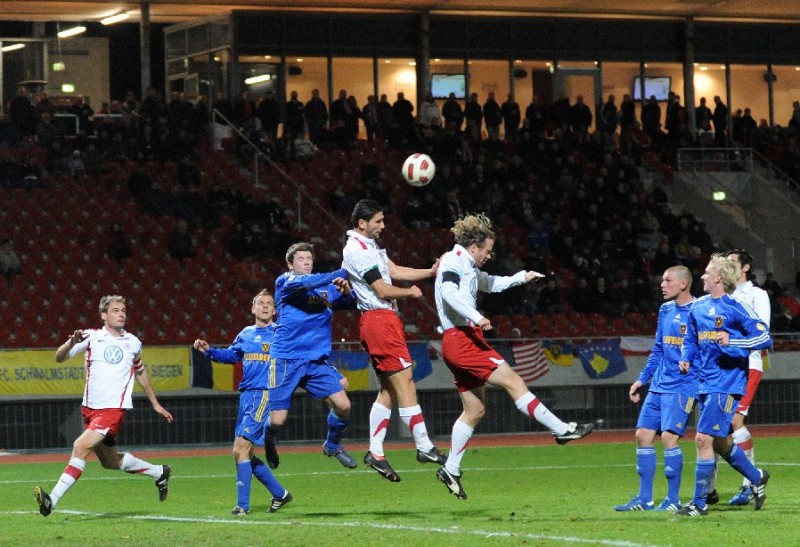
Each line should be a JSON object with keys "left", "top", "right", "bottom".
{"left": 68, "top": 327, "right": 144, "bottom": 409}
{"left": 435, "top": 243, "right": 528, "bottom": 330}
{"left": 732, "top": 280, "right": 771, "bottom": 372}
{"left": 343, "top": 230, "right": 396, "bottom": 311}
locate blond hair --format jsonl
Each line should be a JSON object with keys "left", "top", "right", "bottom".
{"left": 451, "top": 213, "right": 495, "bottom": 248}
{"left": 99, "top": 295, "right": 125, "bottom": 315}
{"left": 252, "top": 289, "right": 273, "bottom": 306}
{"left": 709, "top": 252, "right": 741, "bottom": 294}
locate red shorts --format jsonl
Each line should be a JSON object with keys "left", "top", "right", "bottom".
{"left": 442, "top": 327, "right": 505, "bottom": 392}
{"left": 736, "top": 369, "right": 763, "bottom": 415}
{"left": 82, "top": 407, "right": 126, "bottom": 439}
{"left": 359, "top": 309, "right": 413, "bottom": 374}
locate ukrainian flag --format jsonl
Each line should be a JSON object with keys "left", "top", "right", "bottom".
{"left": 331, "top": 350, "right": 371, "bottom": 391}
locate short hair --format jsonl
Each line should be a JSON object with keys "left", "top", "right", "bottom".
{"left": 451, "top": 213, "right": 495, "bottom": 248}
{"left": 724, "top": 248, "right": 754, "bottom": 280}
{"left": 709, "top": 252, "right": 740, "bottom": 294}
{"left": 350, "top": 199, "right": 383, "bottom": 228}
{"left": 99, "top": 295, "right": 125, "bottom": 315}
{"left": 666, "top": 265, "right": 693, "bottom": 290}
{"left": 252, "top": 289, "right": 273, "bottom": 307}
{"left": 285, "top": 242, "right": 314, "bottom": 264}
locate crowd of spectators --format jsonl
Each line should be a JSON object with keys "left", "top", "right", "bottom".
{"left": 5, "top": 82, "right": 800, "bottom": 332}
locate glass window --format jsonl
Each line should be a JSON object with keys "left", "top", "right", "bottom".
{"left": 332, "top": 57, "right": 374, "bottom": 138}
{"left": 772, "top": 65, "right": 800, "bottom": 127}
{"left": 692, "top": 61, "right": 726, "bottom": 133}
{"left": 165, "top": 29, "right": 187, "bottom": 61}
{"left": 511, "top": 59, "right": 554, "bottom": 116}
{"left": 238, "top": 54, "right": 281, "bottom": 97}
{"left": 285, "top": 56, "right": 327, "bottom": 111}
{"left": 468, "top": 59, "right": 510, "bottom": 138}
{"left": 601, "top": 61, "right": 641, "bottom": 123}
{"left": 377, "top": 58, "right": 417, "bottom": 112}
{"left": 730, "top": 64, "right": 769, "bottom": 133}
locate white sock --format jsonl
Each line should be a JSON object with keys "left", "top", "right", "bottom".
{"left": 398, "top": 405, "right": 434, "bottom": 452}
{"left": 50, "top": 457, "right": 86, "bottom": 507}
{"left": 514, "top": 392, "right": 568, "bottom": 434}
{"left": 368, "top": 403, "right": 391, "bottom": 457}
{"left": 120, "top": 452, "right": 162, "bottom": 478}
{"left": 445, "top": 420, "right": 473, "bottom": 476}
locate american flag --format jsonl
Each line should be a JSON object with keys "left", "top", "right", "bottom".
{"left": 495, "top": 341, "right": 549, "bottom": 383}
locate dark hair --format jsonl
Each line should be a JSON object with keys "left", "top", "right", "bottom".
{"left": 724, "top": 248, "right": 754, "bottom": 280}
{"left": 350, "top": 199, "right": 383, "bottom": 228}
{"left": 285, "top": 242, "right": 314, "bottom": 264}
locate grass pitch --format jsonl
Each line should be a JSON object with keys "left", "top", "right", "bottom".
{"left": 2, "top": 436, "right": 799, "bottom": 546}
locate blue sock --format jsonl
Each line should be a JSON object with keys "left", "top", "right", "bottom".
{"left": 235, "top": 460, "right": 253, "bottom": 510}
{"left": 692, "top": 458, "right": 716, "bottom": 507}
{"left": 251, "top": 456, "right": 285, "bottom": 498}
{"left": 323, "top": 410, "right": 349, "bottom": 452}
{"left": 663, "top": 446, "right": 683, "bottom": 502}
{"left": 726, "top": 445, "right": 762, "bottom": 485}
{"left": 636, "top": 447, "right": 656, "bottom": 502}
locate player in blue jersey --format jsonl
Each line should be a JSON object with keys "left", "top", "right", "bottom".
{"left": 676, "top": 254, "right": 772, "bottom": 517}
{"left": 615, "top": 266, "right": 697, "bottom": 513}
{"left": 193, "top": 289, "right": 292, "bottom": 514}
{"left": 265, "top": 242, "right": 358, "bottom": 470}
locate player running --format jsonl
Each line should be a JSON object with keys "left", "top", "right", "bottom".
{"left": 34, "top": 295, "right": 172, "bottom": 517}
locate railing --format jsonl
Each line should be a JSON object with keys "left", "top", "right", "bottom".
{"left": 210, "top": 108, "right": 342, "bottom": 233}
{"left": 676, "top": 147, "right": 754, "bottom": 173}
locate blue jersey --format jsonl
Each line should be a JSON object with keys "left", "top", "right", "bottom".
{"left": 206, "top": 324, "right": 276, "bottom": 392}
{"left": 271, "top": 267, "right": 356, "bottom": 360}
{"left": 639, "top": 299, "right": 698, "bottom": 397}
{"left": 680, "top": 293, "right": 771, "bottom": 396}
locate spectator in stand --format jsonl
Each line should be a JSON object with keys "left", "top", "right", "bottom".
{"left": 418, "top": 92, "right": 442, "bottom": 129}
{"left": 140, "top": 87, "right": 165, "bottom": 126}
{"left": 501, "top": 93, "right": 521, "bottom": 142}
{"left": 284, "top": 90, "right": 305, "bottom": 159}
{"left": 305, "top": 89, "right": 329, "bottom": 146}
{"left": 570, "top": 95, "right": 593, "bottom": 134}
{"left": 121, "top": 91, "right": 140, "bottom": 116}
{"left": 233, "top": 90, "right": 256, "bottom": 129}
{"left": 66, "top": 150, "right": 86, "bottom": 180}
{"left": 483, "top": 92, "right": 502, "bottom": 141}
{"left": 35, "top": 112, "right": 57, "bottom": 148}
{"left": 34, "top": 91, "right": 55, "bottom": 119}
{"left": 537, "top": 277, "right": 562, "bottom": 315}
{"left": 105, "top": 223, "right": 132, "bottom": 261}
{"left": 695, "top": 97, "right": 713, "bottom": 133}
{"left": 599, "top": 94, "right": 618, "bottom": 143}
{"left": 442, "top": 92, "right": 464, "bottom": 135}
{"left": 376, "top": 94, "right": 394, "bottom": 142}
{"left": 362, "top": 95, "right": 380, "bottom": 145}
{"left": 0, "top": 238, "right": 22, "bottom": 286}
{"left": 9, "top": 86, "right": 35, "bottom": 136}
{"left": 641, "top": 96, "right": 662, "bottom": 140}
{"left": 70, "top": 96, "right": 94, "bottom": 136}
{"left": 464, "top": 93, "right": 483, "bottom": 142}
{"left": 392, "top": 92, "right": 415, "bottom": 147}
{"left": 257, "top": 90, "right": 281, "bottom": 144}
{"left": 569, "top": 277, "right": 594, "bottom": 314}
{"left": 166, "top": 219, "right": 196, "bottom": 260}
{"left": 330, "top": 89, "right": 351, "bottom": 149}
{"left": 713, "top": 95, "right": 728, "bottom": 146}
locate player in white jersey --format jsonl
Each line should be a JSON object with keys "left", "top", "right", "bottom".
{"left": 343, "top": 198, "right": 447, "bottom": 482}
{"left": 706, "top": 249, "right": 771, "bottom": 506}
{"left": 34, "top": 295, "right": 173, "bottom": 517}
{"left": 433, "top": 214, "right": 594, "bottom": 500}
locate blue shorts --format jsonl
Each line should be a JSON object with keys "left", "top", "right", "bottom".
{"left": 268, "top": 357, "right": 345, "bottom": 411}
{"left": 236, "top": 389, "right": 270, "bottom": 446}
{"left": 696, "top": 392, "right": 740, "bottom": 437}
{"left": 636, "top": 391, "right": 696, "bottom": 437}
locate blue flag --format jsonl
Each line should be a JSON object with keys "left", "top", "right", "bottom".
{"left": 576, "top": 339, "right": 627, "bottom": 379}
{"left": 408, "top": 342, "right": 433, "bottom": 383}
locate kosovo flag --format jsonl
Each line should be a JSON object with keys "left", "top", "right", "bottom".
{"left": 576, "top": 339, "right": 627, "bottom": 379}
{"left": 330, "top": 350, "right": 371, "bottom": 391}
{"left": 408, "top": 342, "right": 433, "bottom": 383}
{"left": 542, "top": 340, "right": 574, "bottom": 366}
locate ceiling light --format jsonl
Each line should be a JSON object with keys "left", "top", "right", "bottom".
{"left": 245, "top": 74, "right": 272, "bottom": 85}
{"left": 1, "top": 43, "right": 26, "bottom": 52}
{"left": 58, "top": 26, "right": 86, "bottom": 38}
{"left": 101, "top": 13, "right": 129, "bottom": 25}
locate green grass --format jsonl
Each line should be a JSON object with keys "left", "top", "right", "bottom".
{"left": 2, "top": 437, "right": 799, "bottom": 546}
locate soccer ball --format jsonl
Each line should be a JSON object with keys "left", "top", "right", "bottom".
{"left": 401, "top": 153, "right": 436, "bottom": 187}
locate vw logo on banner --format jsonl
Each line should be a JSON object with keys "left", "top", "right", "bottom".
{"left": 104, "top": 345, "right": 124, "bottom": 364}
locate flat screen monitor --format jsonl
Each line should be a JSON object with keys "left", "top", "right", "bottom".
{"left": 431, "top": 73, "right": 466, "bottom": 100}
{"left": 632, "top": 76, "right": 672, "bottom": 101}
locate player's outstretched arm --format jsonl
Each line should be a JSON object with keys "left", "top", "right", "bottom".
{"left": 387, "top": 258, "right": 438, "bottom": 282}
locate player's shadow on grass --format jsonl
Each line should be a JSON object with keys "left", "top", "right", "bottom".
{"left": 305, "top": 507, "right": 495, "bottom": 518}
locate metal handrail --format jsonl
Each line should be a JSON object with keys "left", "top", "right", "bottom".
{"left": 211, "top": 108, "right": 343, "bottom": 231}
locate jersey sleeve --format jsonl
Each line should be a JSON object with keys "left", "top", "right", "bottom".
{"left": 475, "top": 270, "right": 528, "bottom": 293}
{"left": 638, "top": 307, "right": 664, "bottom": 384}
{"left": 752, "top": 288, "right": 771, "bottom": 327}
{"left": 680, "top": 310, "right": 699, "bottom": 365}
{"left": 282, "top": 268, "right": 348, "bottom": 293}
{"left": 207, "top": 331, "right": 246, "bottom": 364}
{"left": 67, "top": 331, "right": 92, "bottom": 359}
{"left": 440, "top": 253, "right": 484, "bottom": 324}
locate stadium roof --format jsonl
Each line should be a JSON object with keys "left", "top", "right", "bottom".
{"left": 2, "top": 0, "right": 800, "bottom": 25}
